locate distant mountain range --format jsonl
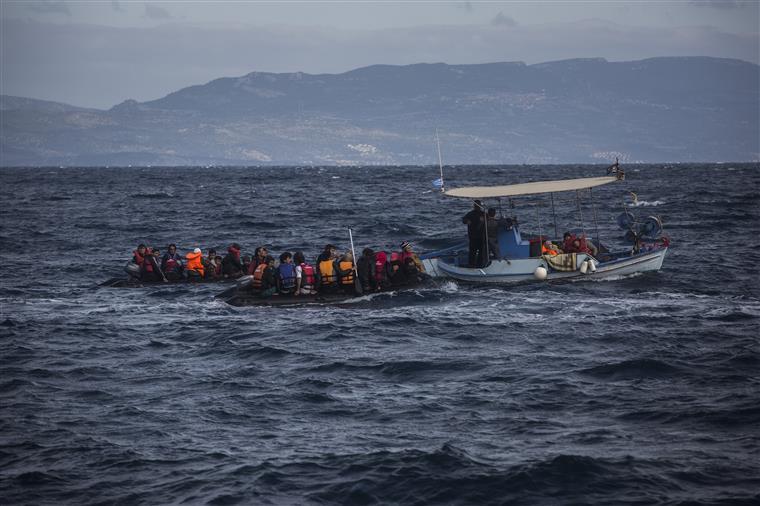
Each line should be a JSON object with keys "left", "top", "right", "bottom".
{"left": 1, "top": 57, "right": 757, "bottom": 166}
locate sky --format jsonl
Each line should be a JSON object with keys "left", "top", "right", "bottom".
{"left": 1, "top": 1, "right": 758, "bottom": 109}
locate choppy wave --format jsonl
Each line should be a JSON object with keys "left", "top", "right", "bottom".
{"left": 1, "top": 163, "right": 759, "bottom": 504}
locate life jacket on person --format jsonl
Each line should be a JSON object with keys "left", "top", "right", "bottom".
{"left": 163, "top": 255, "right": 181, "bottom": 273}
{"left": 374, "top": 252, "right": 388, "bottom": 283}
{"left": 133, "top": 249, "right": 147, "bottom": 267}
{"left": 389, "top": 252, "right": 401, "bottom": 274}
{"left": 319, "top": 259, "right": 337, "bottom": 285}
{"left": 400, "top": 250, "right": 425, "bottom": 272}
{"left": 300, "top": 262, "right": 316, "bottom": 289}
{"left": 542, "top": 244, "right": 559, "bottom": 256}
{"left": 278, "top": 263, "right": 297, "bottom": 291}
{"left": 185, "top": 250, "right": 205, "bottom": 277}
{"left": 576, "top": 236, "right": 592, "bottom": 255}
{"left": 562, "top": 234, "right": 577, "bottom": 253}
{"left": 338, "top": 260, "right": 354, "bottom": 285}
{"left": 251, "top": 263, "right": 267, "bottom": 290}
{"left": 141, "top": 248, "right": 155, "bottom": 274}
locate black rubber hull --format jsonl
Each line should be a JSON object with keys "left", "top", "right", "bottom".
{"left": 99, "top": 276, "right": 236, "bottom": 288}
{"left": 218, "top": 276, "right": 434, "bottom": 307}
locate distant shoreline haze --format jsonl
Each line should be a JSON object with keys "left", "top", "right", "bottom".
{"left": 1, "top": 57, "right": 758, "bottom": 166}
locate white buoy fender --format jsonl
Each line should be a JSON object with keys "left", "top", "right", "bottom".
{"left": 589, "top": 259, "right": 597, "bottom": 272}
{"left": 534, "top": 266, "right": 548, "bottom": 280}
{"left": 236, "top": 275, "right": 253, "bottom": 288}
{"left": 580, "top": 260, "right": 589, "bottom": 274}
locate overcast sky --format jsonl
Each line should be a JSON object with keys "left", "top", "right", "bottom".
{"left": 1, "top": 1, "right": 758, "bottom": 109}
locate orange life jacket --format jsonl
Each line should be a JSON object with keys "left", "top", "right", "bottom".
{"left": 319, "top": 259, "right": 336, "bottom": 285}
{"left": 185, "top": 251, "right": 205, "bottom": 277}
{"left": 542, "top": 244, "right": 559, "bottom": 256}
{"left": 338, "top": 260, "right": 354, "bottom": 285}
{"left": 252, "top": 263, "right": 267, "bottom": 289}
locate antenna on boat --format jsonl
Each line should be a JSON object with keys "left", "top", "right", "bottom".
{"left": 435, "top": 129, "right": 445, "bottom": 193}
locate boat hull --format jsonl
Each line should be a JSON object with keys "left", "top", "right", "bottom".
{"left": 422, "top": 247, "right": 667, "bottom": 284}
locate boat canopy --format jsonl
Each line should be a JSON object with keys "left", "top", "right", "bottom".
{"left": 444, "top": 176, "right": 619, "bottom": 199}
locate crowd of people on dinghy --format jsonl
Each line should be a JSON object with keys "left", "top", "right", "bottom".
{"left": 126, "top": 241, "right": 426, "bottom": 296}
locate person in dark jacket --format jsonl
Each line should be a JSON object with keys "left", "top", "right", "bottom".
{"left": 145, "top": 247, "right": 168, "bottom": 282}
{"left": 357, "top": 247, "right": 376, "bottom": 292}
{"left": 161, "top": 243, "right": 183, "bottom": 281}
{"left": 486, "top": 208, "right": 500, "bottom": 260}
{"left": 462, "top": 200, "right": 486, "bottom": 267}
{"left": 221, "top": 243, "right": 244, "bottom": 278}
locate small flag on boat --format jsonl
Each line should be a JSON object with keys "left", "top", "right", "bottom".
{"left": 432, "top": 178, "right": 443, "bottom": 188}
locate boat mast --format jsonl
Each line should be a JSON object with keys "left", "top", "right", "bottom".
{"left": 435, "top": 129, "right": 445, "bottom": 193}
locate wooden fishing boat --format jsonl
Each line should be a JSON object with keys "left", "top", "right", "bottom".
{"left": 420, "top": 165, "right": 669, "bottom": 284}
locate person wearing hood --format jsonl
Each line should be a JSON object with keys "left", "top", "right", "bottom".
{"left": 185, "top": 247, "right": 205, "bottom": 279}
{"left": 357, "top": 247, "right": 377, "bottom": 292}
{"left": 161, "top": 243, "right": 183, "bottom": 280}
{"left": 222, "top": 243, "right": 244, "bottom": 278}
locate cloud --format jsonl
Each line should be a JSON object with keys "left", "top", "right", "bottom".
{"left": 143, "top": 3, "right": 171, "bottom": 20}
{"left": 491, "top": 11, "right": 517, "bottom": 27}
{"left": 25, "top": 1, "right": 70, "bottom": 16}
{"left": 688, "top": 0, "right": 753, "bottom": 9}
{"left": 111, "top": 1, "right": 124, "bottom": 12}
{"left": 459, "top": 2, "right": 474, "bottom": 13}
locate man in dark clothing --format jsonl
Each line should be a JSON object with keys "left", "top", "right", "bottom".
{"left": 462, "top": 200, "right": 486, "bottom": 267}
{"left": 221, "top": 243, "right": 244, "bottom": 278}
{"left": 357, "top": 247, "right": 377, "bottom": 292}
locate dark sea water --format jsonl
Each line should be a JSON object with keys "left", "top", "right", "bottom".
{"left": 1, "top": 164, "right": 759, "bottom": 505}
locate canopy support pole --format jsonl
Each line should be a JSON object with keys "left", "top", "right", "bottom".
{"left": 576, "top": 190, "right": 586, "bottom": 237}
{"left": 535, "top": 200, "right": 543, "bottom": 257}
{"left": 550, "top": 192, "right": 558, "bottom": 240}
{"left": 591, "top": 187, "right": 601, "bottom": 249}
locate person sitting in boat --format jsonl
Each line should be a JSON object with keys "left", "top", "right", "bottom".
{"left": 241, "top": 254, "right": 252, "bottom": 274}
{"left": 562, "top": 232, "right": 576, "bottom": 253}
{"left": 294, "top": 251, "right": 317, "bottom": 295}
{"left": 277, "top": 252, "right": 297, "bottom": 295}
{"left": 399, "top": 241, "right": 425, "bottom": 272}
{"left": 388, "top": 251, "right": 403, "bottom": 284}
{"left": 147, "top": 247, "right": 169, "bottom": 282}
{"left": 247, "top": 246, "right": 268, "bottom": 275}
{"left": 486, "top": 209, "right": 501, "bottom": 260}
{"left": 374, "top": 251, "right": 391, "bottom": 290}
{"left": 161, "top": 244, "right": 184, "bottom": 281}
{"left": 462, "top": 200, "right": 485, "bottom": 267}
{"left": 251, "top": 255, "right": 277, "bottom": 297}
{"left": 316, "top": 244, "right": 339, "bottom": 293}
{"left": 336, "top": 251, "right": 360, "bottom": 295}
{"left": 542, "top": 240, "right": 560, "bottom": 256}
{"left": 206, "top": 250, "right": 224, "bottom": 280}
{"left": 185, "top": 247, "right": 205, "bottom": 280}
{"left": 357, "top": 247, "right": 377, "bottom": 292}
{"left": 221, "top": 243, "right": 244, "bottom": 278}
{"left": 130, "top": 244, "right": 149, "bottom": 279}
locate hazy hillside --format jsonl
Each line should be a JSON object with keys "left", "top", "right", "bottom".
{"left": 1, "top": 57, "right": 757, "bottom": 166}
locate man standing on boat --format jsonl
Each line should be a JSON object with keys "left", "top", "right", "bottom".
{"left": 462, "top": 200, "right": 486, "bottom": 267}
